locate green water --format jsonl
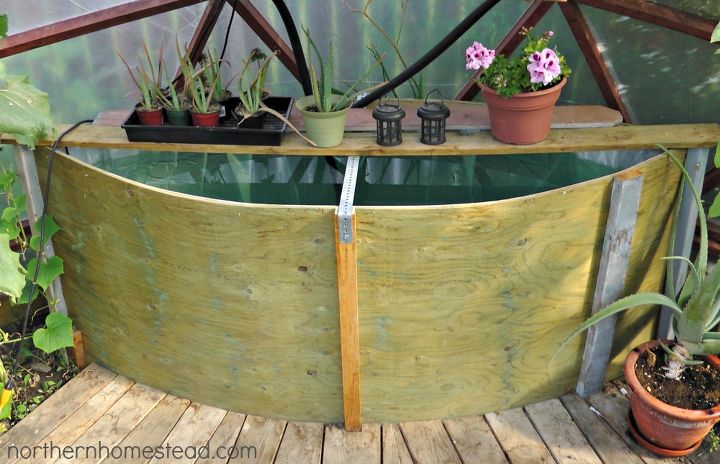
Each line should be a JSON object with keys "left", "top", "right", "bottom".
{"left": 76, "top": 149, "right": 652, "bottom": 206}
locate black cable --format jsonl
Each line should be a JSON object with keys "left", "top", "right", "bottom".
{"left": 220, "top": 0, "right": 237, "bottom": 61}
{"left": 271, "top": 0, "right": 312, "bottom": 95}
{"left": 5, "top": 120, "right": 93, "bottom": 390}
{"left": 353, "top": 0, "right": 502, "bottom": 108}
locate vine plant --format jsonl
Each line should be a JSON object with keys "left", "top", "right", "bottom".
{"left": 0, "top": 14, "right": 75, "bottom": 420}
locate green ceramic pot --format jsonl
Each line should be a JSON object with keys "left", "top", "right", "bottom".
{"left": 295, "top": 95, "right": 350, "bottom": 148}
{"left": 165, "top": 108, "right": 192, "bottom": 126}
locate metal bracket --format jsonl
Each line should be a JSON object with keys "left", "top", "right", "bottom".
{"left": 338, "top": 156, "right": 360, "bottom": 244}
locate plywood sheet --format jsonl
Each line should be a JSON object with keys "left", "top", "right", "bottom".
{"left": 36, "top": 149, "right": 343, "bottom": 423}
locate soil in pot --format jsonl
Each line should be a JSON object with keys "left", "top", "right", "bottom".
{"left": 635, "top": 346, "right": 720, "bottom": 409}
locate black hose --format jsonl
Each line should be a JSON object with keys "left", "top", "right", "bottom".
{"left": 353, "top": 0, "right": 502, "bottom": 107}
{"left": 271, "top": 0, "right": 312, "bottom": 95}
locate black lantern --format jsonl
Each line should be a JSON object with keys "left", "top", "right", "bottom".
{"left": 417, "top": 89, "right": 450, "bottom": 145}
{"left": 372, "top": 97, "right": 405, "bottom": 146}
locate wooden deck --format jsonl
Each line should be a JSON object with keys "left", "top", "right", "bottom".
{"left": 0, "top": 364, "right": 715, "bottom": 464}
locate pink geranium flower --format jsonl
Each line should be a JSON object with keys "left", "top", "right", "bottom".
{"left": 527, "top": 48, "right": 561, "bottom": 85}
{"left": 465, "top": 42, "right": 495, "bottom": 70}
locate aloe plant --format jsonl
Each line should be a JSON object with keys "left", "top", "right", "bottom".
{"left": 117, "top": 44, "right": 163, "bottom": 111}
{"left": 235, "top": 48, "right": 275, "bottom": 118}
{"left": 201, "top": 48, "right": 226, "bottom": 103}
{"left": 301, "top": 26, "right": 383, "bottom": 113}
{"left": 561, "top": 149, "right": 720, "bottom": 379}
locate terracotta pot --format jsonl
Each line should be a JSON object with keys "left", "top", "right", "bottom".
{"left": 191, "top": 110, "right": 221, "bottom": 127}
{"left": 136, "top": 107, "right": 164, "bottom": 126}
{"left": 624, "top": 339, "right": 720, "bottom": 455}
{"left": 480, "top": 77, "right": 566, "bottom": 145}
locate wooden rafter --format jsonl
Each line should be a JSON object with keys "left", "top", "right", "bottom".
{"left": 456, "top": 0, "right": 554, "bottom": 101}
{"left": 0, "top": 0, "right": 205, "bottom": 58}
{"left": 575, "top": 0, "right": 716, "bottom": 42}
{"left": 560, "top": 1, "right": 632, "bottom": 123}
{"left": 174, "top": 0, "right": 227, "bottom": 85}
{"left": 231, "top": 0, "right": 301, "bottom": 80}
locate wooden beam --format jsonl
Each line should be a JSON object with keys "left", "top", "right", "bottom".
{"left": 0, "top": 0, "right": 205, "bottom": 58}
{"left": 231, "top": 0, "right": 301, "bottom": 80}
{"left": 185, "top": 0, "right": 227, "bottom": 69}
{"left": 335, "top": 156, "right": 361, "bottom": 431}
{"left": 575, "top": 0, "right": 717, "bottom": 42}
{"left": 560, "top": 1, "right": 632, "bottom": 123}
{"left": 576, "top": 170, "right": 643, "bottom": 397}
{"left": 456, "top": 0, "right": 553, "bottom": 101}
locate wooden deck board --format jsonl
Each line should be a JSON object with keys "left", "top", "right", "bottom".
{"left": 1, "top": 363, "right": 715, "bottom": 463}
{"left": 525, "top": 398, "right": 604, "bottom": 464}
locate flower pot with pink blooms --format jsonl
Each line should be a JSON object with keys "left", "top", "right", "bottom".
{"left": 466, "top": 28, "right": 571, "bottom": 144}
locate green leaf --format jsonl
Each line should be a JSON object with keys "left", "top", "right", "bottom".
{"left": 29, "top": 215, "right": 60, "bottom": 251}
{"left": 0, "top": 398, "right": 11, "bottom": 420}
{"left": 0, "top": 232, "right": 26, "bottom": 303}
{"left": 713, "top": 21, "right": 720, "bottom": 43}
{"left": 710, "top": 193, "right": 720, "bottom": 218}
{"left": 18, "top": 280, "right": 39, "bottom": 305}
{"left": 0, "top": 75, "right": 55, "bottom": 149}
{"left": 32, "top": 312, "right": 74, "bottom": 354}
{"left": 25, "top": 255, "right": 63, "bottom": 291}
{"left": 0, "top": 15, "right": 7, "bottom": 39}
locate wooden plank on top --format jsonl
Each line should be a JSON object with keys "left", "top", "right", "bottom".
{"left": 195, "top": 411, "right": 247, "bottom": 464}
{"left": 382, "top": 424, "right": 414, "bottom": 464}
{"left": 560, "top": 394, "right": 645, "bottom": 464}
{"left": 485, "top": 408, "right": 555, "bottom": 464}
{"left": 230, "top": 415, "right": 286, "bottom": 463}
{"left": 524, "top": 398, "right": 604, "bottom": 464}
{"left": 53, "top": 383, "right": 166, "bottom": 464}
{"left": 443, "top": 416, "right": 508, "bottom": 464}
{"left": 0, "top": 0, "right": 205, "bottom": 58}
{"left": 586, "top": 384, "right": 693, "bottom": 464}
{"left": 17, "top": 375, "right": 135, "bottom": 464}
{"left": 274, "top": 422, "right": 324, "bottom": 464}
{"left": 6, "top": 123, "right": 717, "bottom": 156}
{"left": 148, "top": 402, "right": 227, "bottom": 464}
{"left": 103, "top": 395, "right": 192, "bottom": 464}
{"left": 400, "top": 420, "right": 462, "bottom": 464}
{"left": 322, "top": 423, "right": 381, "bottom": 464}
{"left": 0, "top": 364, "right": 115, "bottom": 450}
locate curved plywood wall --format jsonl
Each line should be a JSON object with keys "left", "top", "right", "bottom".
{"left": 37, "top": 149, "right": 679, "bottom": 423}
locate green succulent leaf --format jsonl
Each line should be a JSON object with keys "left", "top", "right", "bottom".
{"left": 0, "top": 75, "right": 55, "bottom": 149}
{"left": 0, "top": 232, "right": 26, "bottom": 303}
{"left": 710, "top": 193, "right": 720, "bottom": 218}
{"left": 32, "top": 312, "right": 74, "bottom": 354}
{"left": 25, "top": 255, "right": 63, "bottom": 291}
{"left": 0, "top": 14, "right": 7, "bottom": 39}
{"left": 29, "top": 215, "right": 60, "bottom": 252}
{"left": 712, "top": 21, "right": 720, "bottom": 43}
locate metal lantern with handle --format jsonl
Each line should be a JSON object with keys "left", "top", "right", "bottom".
{"left": 372, "top": 97, "right": 405, "bottom": 146}
{"left": 417, "top": 89, "right": 450, "bottom": 145}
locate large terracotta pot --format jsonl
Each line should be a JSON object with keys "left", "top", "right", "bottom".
{"left": 624, "top": 339, "right": 720, "bottom": 456}
{"left": 480, "top": 77, "right": 566, "bottom": 145}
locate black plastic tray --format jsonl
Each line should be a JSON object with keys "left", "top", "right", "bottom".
{"left": 121, "top": 96, "right": 293, "bottom": 146}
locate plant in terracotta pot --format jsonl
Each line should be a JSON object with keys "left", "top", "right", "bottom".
{"left": 117, "top": 45, "right": 164, "bottom": 126}
{"left": 188, "top": 72, "right": 221, "bottom": 127}
{"left": 201, "top": 48, "right": 233, "bottom": 117}
{"left": 296, "top": 27, "right": 382, "bottom": 148}
{"left": 466, "top": 28, "right": 571, "bottom": 144}
{"left": 561, "top": 150, "right": 720, "bottom": 456}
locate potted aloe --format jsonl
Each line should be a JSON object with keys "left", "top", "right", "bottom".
{"left": 118, "top": 45, "right": 164, "bottom": 126}
{"left": 562, "top": 150, "right": 720, "bottom": 456}
{"left": 201, "top": 48, "right": 233, "bottom": 117}
{"left": 296, "top": 27, "right": 381, "bottom": 147}
{"left": 466, "top": 28, "right": 571, "bottom": 144}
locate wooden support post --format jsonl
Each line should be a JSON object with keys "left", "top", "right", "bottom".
{"left": 574, "top": 0, "right": 716, "bottom": 42}
{"left": 455, "top": 0, "right": 553, "bottom": 101}
{"left": 658, "top": 148, "right": 710, "bottom": 339}
{"left": 231, "top": 0, "right": 301, "bottom": 80}
{"left": 14, "top": 147, "right": 68, "bottom": 316}
{"left": 576, "top": 170, "right": 643, "bottom": 397}
{"left": 335, "top": 156, "right": 361, "bottom": 431}
{"left": 560, "top": 1, "right": 633, "bottom": 123}
{"left": 70, "top": 329, "right": 86, "bottom": 369}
